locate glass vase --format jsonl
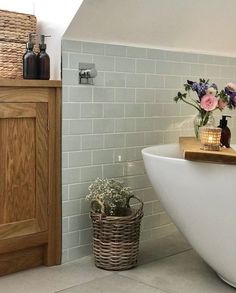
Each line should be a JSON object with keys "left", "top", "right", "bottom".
{"left": 194, "top": 111, "right": 215, "bottom": 139}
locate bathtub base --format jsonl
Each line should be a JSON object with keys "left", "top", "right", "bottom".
{"left": 217, "top": 273, "right": 236, "bottom": 288}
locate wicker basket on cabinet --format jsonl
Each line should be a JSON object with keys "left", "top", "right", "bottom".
{"left": 90, "top": 196, "right": 143, "bottom": 271}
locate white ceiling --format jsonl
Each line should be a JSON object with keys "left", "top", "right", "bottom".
{"left": 63, "top": 0, "right": 236, "bottom": 57}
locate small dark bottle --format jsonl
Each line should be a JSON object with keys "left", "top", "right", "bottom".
{"left": 218, "top": 115, "right": 231, "bottom": 148}
{"left": 38, "top": 35, "right": 51, "bottom": 80}
{"left": 23, "top": 33, "right": 38, "bottom": 79}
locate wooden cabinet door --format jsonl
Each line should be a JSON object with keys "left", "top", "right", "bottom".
{"left": 0, "top": 103, "right": 48, "bottom": 242}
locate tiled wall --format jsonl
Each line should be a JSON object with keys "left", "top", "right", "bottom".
{"left": 62, "top": 40, "right": 236, "bottom": 262}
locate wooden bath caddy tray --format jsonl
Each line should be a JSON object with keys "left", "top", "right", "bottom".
{"left": 179, "top": 137, "right": 236, "bottom": 165}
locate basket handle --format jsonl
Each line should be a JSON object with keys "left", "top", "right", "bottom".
{"left": 128, "top": 195, "right": 143, "bottom": 217}
{"left": 91, "top": 198, "right": 106, "bottom": 215}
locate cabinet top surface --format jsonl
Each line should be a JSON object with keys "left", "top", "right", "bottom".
{"left": 0, "top": 79, "right": 62, "bottom": 88}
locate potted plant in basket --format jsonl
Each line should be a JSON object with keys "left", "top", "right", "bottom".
{"left": 86, "top": 178, "right": 143, "bottom": 271}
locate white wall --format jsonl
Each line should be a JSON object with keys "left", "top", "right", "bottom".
{"left": 0, "top": 0, "right": 83, "bottom": 79}
{"left": 64, "top": 0, "right": 236, "bottom": 57}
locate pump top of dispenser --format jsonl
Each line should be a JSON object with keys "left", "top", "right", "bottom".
{"left": 39, "top": 35, "right": 51, "bottom": 50}
{"left": 219, "top": 115, "right": 231, "bottom": 127}
{"left": 26, "top": 33, "right": 36, "bottom": 50}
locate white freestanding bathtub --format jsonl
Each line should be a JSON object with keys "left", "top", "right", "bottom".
{"left": 142, "top": 144, "right": 236, "bottom": 288}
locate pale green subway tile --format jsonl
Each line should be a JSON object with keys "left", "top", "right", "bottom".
{"left": 151, "top": 223, "right": 178, "bottom": 240}
{"left": 68, "top": 244, "right": 92, "bottom": 261}
{"left": 152, "top": 201, "right": 164, "bottom": 214}
{"left": 156, "top": 61, "right": 173, "bottom": 75}
{"left": 93, "top": 119, "right": 114, "bottom": 133}
{"left": 62, "top": 217, "right": 69, "bottom": 233}
{"left": 63, "top": 103, "right": 80, "bottom": 119}
{"left": 143, "top": 202, "right": 153, "bottom": 216}
{"left": 155, "top": 89, "right": 177, "bottom": 103}
{"left": 103, "top": 164, "right": 124, "bottom": 178}
{"left": 126, "top": 73, "right": 145, "bottom": 88}
{"left": 105, "top": 72, "right": 125, "bottom": 87}
{"left": 159, "top": 212, "right": 172, "bottom": 226}
{"left": 62, "top": 200, "right": 81, "bottom": 217}
{"left": 163, "top": 103, "right": 180, "bottom": 116}
{"left": 62, "top": 69, "right": 78, "bottom": 86}
{"left": 69, "top": 120, "right": 92, "bottom": 135}
{"left": 93, "top": 87, "right": 114, "bottom": 102}
{"left": 93, "top": 55, "right": 114, "bottom": 71}
{"left": 80, "top": 199, "right": 91, "bottom": 215}
{"left": 171, "top": 62, "right": 191, "bottom": 76}
{"left": 147, "top": 49, "right": 166, "bottom": 60}
{"left": 145, "top": 104, "right": 163, "bottom": 117}
{"left": 61, "top": 250, "right": 69, "bottom": 263}
{"left": 141, "top": 188, "right": 158, "bottom": 202}
{"left": 93, "top": 149, "right": 114, "bottom": 164}
{"left": 104, "top": 104, "right": 124, "bottom": 118}
{"left": 62, "top": 231, "right": 80, "bottom": 249}
{"left": 123, "top": 161, "right": 145, "bottom": 176}
{"left": 82, "top": 42, "right": 104, "bottom": 55}
{"left": 199, "top": 54, "right": 215, "bottom": 64}
{"left": 69, "top": 87, "right": 92, "bottom": 102}
{"left": 62, "top": 135, "right": 81, "bottom": 152}
{"left": 144, "top": 131, "right": 163, "bottom": 146}
{"left": 136, "top": 118, "right": 154, "bottom": 131}
{"left": 153, "top": 117, "right": 172, "bottom": 131}
{"left": 104, "top": 133, "right": 125, "bottom": 148}
{"left": 62, "top": 52, "right": 69, "bottom": 68}
{"left": 62, "top": 40, "right": 82, "bottom": 52}
{"left": 136, "top": 89, "right": 155, "bottom": 103}
{"left": 135, "top": 146, "right": 144, "bottom": 160}
{"left": 163, "top": 130, "right": 181, "bottom": 144}
{"left": 94, "top": 72, "right": 105, "bottom": 86}
{"left": 214, "top": 55, "right": 230, "bottom": 65}
{"left": 115, "top": 118, "right": 135, "bottom": 132}
{"left": 125, "top": 104, "right": 144, "bottom": 117}
{"left": 205, "top": 65, "right": 221, "bottom": 78}
{"left": 140, "top": 230, "right": 152, "bottom": 241}
{"left": 220, "top": 66, "right": 235, "bottom": 78}
{"left": 165, "top": 76, "right": 182, "bottom": 89}
{"left": 126, "top": 133, "right": 144, "bottom": 147}
{"left": 62, "top": 168, "right": 80, "bottom": 185}
{"left": 81, "top": 103, "right": 103, "bottom": 118}
{"left": 81, "top": 135, "right": 103, "bottom": 150}
{"left": 115, "top": 88, "right": 135, "bottom": 103}
{"left": 114, "top": 148, "right": 139, "bottom": 163}
{"left": 69, "top": 53, "right": 93, "bottom": 69}
{"left": 105, "top": 44, "right": 127, "bottom": 56}
{"left": 166, "top": 51, "right": 183, "bottom": 62}
{"left": 136, "top": 59, "right": 155, "bottom": 73}
{"left": 190, "top": 64, "right": 205, "bottom": 76}
{"left": 146, "top": 75, "right": 164, "bottom": 88}
{"left": 62, "top": 153, "right": 69, "bottom": 168}
{"left": 69, "top": 182, "right": 91, "bottom": 200}
{"left": 69, "top": 151, "right": 92, "bottom": 168}
{"left": 127, "top": 47, "right": 147, "bottom": 58}
{"left": 62, "top": 86, "right": 69, "bottom": 102}
{"left": 62, "top": 120, "right": 69, "bottom": 135}
{"left": 80, "top": 165, "right": 102, "bottom": 182}
{"left": 79, "top": 228, "right": 93, "bottom": 245}
{"left": 124, "top": 174, "right": 151, "bottom": 190}
{"left": 69, "top": 214, "right": 91, "bottom": 232}
{"left": 180, "top": 103, "right": 196, "bottom": 115}
{"left": 115, "top": 57, "right": 135, "bottom": 72}
{"left": 182, "top": 52, "right": 199, "bottom": 63}
{"left": 62, "top": 185, "right": 69, "bottom": 202}
{"left": 228, "top": 57, "right": 236, "bottom": 66}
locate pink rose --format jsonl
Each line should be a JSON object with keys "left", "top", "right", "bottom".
{"left": 218, "top": 98, "right": 227, "bottom": 110}
{"left": 226, "top": 82, "right": 236, "bottom": 92}
{"left": 200, "top": 94, "right": 218, "bottom": 111}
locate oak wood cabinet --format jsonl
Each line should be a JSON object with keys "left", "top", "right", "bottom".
{"left": 0, "top": 79, "right": 61, "bottom": 275}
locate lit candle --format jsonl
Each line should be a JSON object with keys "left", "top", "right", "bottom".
{"left": 200, "top": 127, "right": 222, "bottom": 151}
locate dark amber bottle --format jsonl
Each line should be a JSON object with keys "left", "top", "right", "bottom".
{"left": 38, "top": 35, "right": 50, "bottom": 80}
{"left": 218, "top": 115, "right": 231, "bottom": 148}
{"left": 23, "top": 33, "right": 38, "bottom": 79}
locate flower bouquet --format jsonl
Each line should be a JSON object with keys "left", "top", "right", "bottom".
{"left": 174, "top": 79, "right": 236, "bottom": 137}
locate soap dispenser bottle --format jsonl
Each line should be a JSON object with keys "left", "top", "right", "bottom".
{"left": 38, "top": 35, "right": 51, "bottom": 80}
{"left": 23, "top": 33, "right": 38, "bottom": 79}
{"left": 218, "top": 115, "right": 231, "bottom": 148}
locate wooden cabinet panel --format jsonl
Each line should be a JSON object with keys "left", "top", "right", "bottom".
{"left": 0, "top": 80, "right": 61, "bottom": 275}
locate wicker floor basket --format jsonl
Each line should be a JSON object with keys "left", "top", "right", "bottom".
{"left": 0, "top": 10, "right": 37, "bottom": 79}
{"left": 90, "top": 196, "right": 143, "bottom": 271}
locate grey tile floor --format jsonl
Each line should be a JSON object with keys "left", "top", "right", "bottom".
{"left": 0, "top": 232, "right": 235, "bottom": 293}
